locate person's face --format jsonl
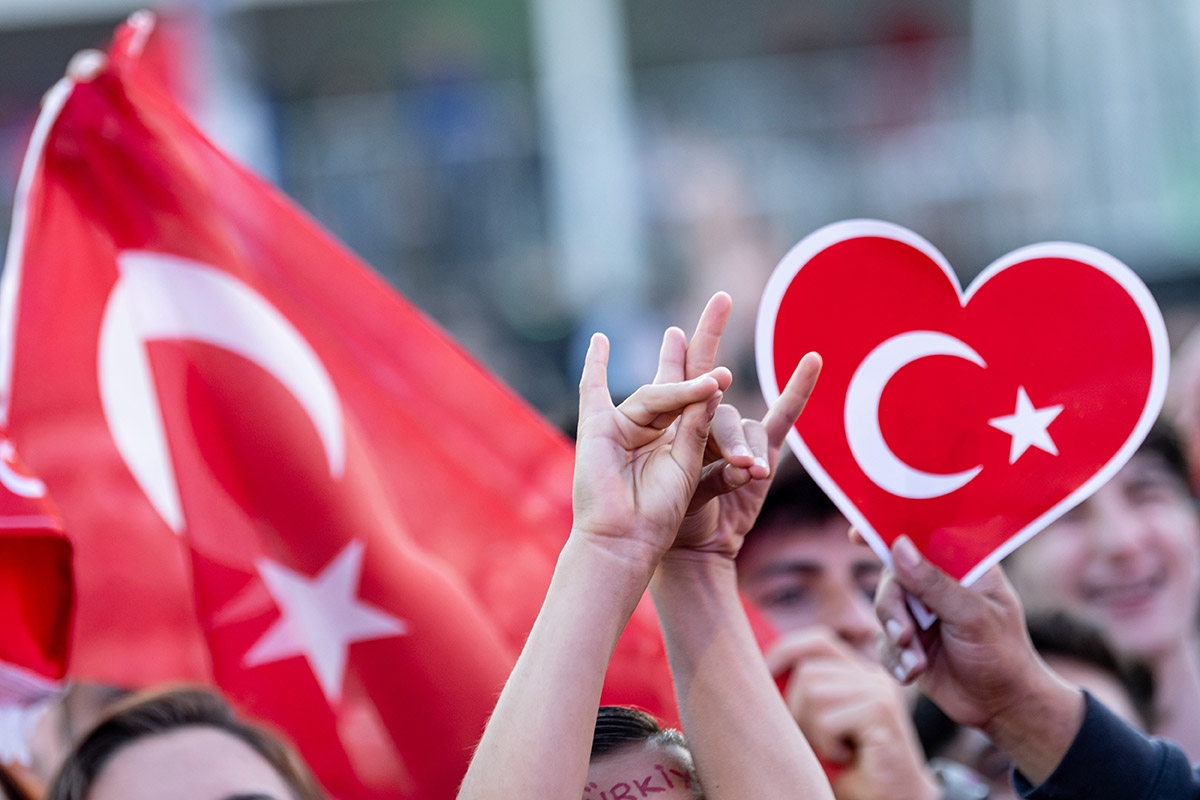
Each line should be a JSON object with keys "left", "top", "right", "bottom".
{"left": 586, "top": 741, "right": 697, "bottom": 800}
{"left": 736, "top": 514, "right": 881, "bottom": 659}
{"left": 86, "top": 726, "right": 295, "bottom": 800}
{"left": 1007, "top": 451, "right": 1200, "bottom": 661}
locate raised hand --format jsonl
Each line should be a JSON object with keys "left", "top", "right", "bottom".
{"left": 652, "top": 292, "right": 821, "bottom": 558}
{"left": 571, "top": 331, "right": 732, "bottom": 569}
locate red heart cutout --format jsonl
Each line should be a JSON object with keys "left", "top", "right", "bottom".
{"left": 756, "top": 220, "right": 1169, "bottom": 586}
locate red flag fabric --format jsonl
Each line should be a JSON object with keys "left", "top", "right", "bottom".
{"left": 0, "top": 438, "right": 71, "bottom": 707}
{"left": 0, "top": 435, "right": 70, "bottom": 767}
{"left": 0, "top": 13, "right": 676, "bottom": 798}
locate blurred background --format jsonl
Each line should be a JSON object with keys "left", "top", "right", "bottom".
{"left": 2, "top": 0, "right": 1200, "bottom": 427}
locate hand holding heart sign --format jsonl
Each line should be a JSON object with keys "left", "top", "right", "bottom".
{"left": 756, "top": 220, "right": 1169, "bottom": 587}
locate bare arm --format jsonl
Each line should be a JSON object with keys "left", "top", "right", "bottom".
{"left": 457, "top": 331, "right": 728, "bottom": 800}
{"left": 649, "top": 294, "right": 833, "bottom": 799}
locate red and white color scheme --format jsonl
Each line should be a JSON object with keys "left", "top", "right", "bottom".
{"left": 0, "top": 13, "right": 676, "bottom": 799}
{"left": 757, "top": 220, "right": 1169, "bottom": 589}
{"left": 0, "top": 436, "right": 71, "bottom": 764}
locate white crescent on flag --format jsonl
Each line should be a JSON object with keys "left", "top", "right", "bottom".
{"left": 98, "top": 251, "right": 345, "bottom": 533}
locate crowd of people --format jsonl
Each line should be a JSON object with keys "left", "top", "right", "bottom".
{"left": 4, "top": 288, "right": 1197, "bottom": 800}
{"left": 6, "top": 46, "right": 1200, "bottom": 800}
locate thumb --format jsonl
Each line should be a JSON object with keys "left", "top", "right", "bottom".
{"left": 890, "top": 536, "right": 970, "bottom": 624}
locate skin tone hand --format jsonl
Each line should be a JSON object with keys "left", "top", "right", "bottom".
{"left": 458, "top": 331, "right": 729, "bottom": 800}
{"left": 572, "top": 331, "right": 732, "bottom": 569}
{"left": 646, "top": 292, "right": 832, "bottom": 800}
{"left": 651, "top": 291, "right": 823, "bottom": 558}
{"left": 767, "top": 629, "right": 939, "bottom": 800}
{"left": 873, "top": 535, "right": 1086, "bottom": 787}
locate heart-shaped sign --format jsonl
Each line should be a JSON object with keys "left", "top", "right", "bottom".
{"left": 756, "top": 219, "right": 1169, "bottom": 587}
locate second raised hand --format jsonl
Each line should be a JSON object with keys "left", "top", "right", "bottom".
{"left": 657, "top": 291, "right": 822, "bottom": 556}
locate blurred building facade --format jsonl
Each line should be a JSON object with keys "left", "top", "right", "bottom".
{"left": 2, "top": 0, "right": 1200, "bottom": 422}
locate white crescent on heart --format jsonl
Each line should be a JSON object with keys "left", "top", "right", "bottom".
{"left": 97, "top": 251, "right": 345, "bottom": 534}
{"left": 845, "top": 331, "right": 985, "bottom": 499}
{"left": 755, "top": 218, "right": 1171, "bottom": 588}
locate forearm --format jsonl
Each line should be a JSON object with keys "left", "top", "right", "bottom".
{"left": 982, "top": 664, "right": 1085, "bottom": 787}
{"left": 1015, "top": 692, "right": 1194, "bottom": 800}
{"left": 650, "top": 554, "right": 835, "bottom": 800}
{"left": 458, "top": 534, "right": 656, "bottom": 800}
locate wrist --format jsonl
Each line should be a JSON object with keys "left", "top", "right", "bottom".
{"left": 981, "top": 661, "right": 1084, "bottom": 787}
{"left": 654, "top": 548, "right": 739, "bottom": 589}
{"left": 567, "top": 526, "right": 667, "bottom": 577}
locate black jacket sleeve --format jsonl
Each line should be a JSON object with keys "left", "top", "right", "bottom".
{"left": 1016, "top": 692, "right": 1200, "bottom": 800}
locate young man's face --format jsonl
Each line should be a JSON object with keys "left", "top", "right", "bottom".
{"left": 736, "top": 514, "right": 882, "bottom": 660}
{"left": 1007, "top": 451, "right": 1200, "bottom": 661}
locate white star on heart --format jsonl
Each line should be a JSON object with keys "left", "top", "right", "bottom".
{"left": 243, "top": 539, "right": 407, "bottom": 703}
{"left": 988, "top": 386, "right": 1064, "bottom": 464}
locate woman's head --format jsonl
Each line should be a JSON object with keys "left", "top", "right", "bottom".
{"left": 588, "top": 707, "right": 701, "bottom": 800}
{"left": 46, "top": 686, "right": 324, "bottom": 800}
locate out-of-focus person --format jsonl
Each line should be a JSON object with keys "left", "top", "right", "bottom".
{"left": 737, "top": 466, "right": 942, "bottom": 800}
{"left": 45, "top": 686, "right": 324, "bottom": 800}
{"left": 1166, "top": 321, "right": 1200, "bottom": 494}
{"left": 1003, "top": 422, "right": 1200, "bottom": 759}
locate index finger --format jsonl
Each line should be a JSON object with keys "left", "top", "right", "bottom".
{"left": 762, "top": 351, "right": 822, "bottom": 449}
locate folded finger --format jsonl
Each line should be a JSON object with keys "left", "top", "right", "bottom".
{"left": 874, "top": 568, "right": 927, "bottom": 683}
{"left": 707, "top": 405, "right": 753, "bottom": 467}
{"left": 618, "top": 373, "right": 722, "bottom": 429}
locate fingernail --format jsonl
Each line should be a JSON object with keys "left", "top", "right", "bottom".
{"left": 753, "top": 456, "right": 769, "bottom": 470}
{"left": 894, "top": 536, "right": 921, "bottom": 570}
{"left": 731, "top": 445, "right": 752, "bottom": 459}
{"left": 885, "top": 619, "right": 904, "bottom": 644}
{"left": 892, "top": 663, "right": 908, "bottom": 682}
{"left": 900, "top": 648, "right": 920, "bottom": 674}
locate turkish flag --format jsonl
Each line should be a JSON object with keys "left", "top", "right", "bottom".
{"left": 0, "top": 437, "right": 71, "bottom": 765}
{"left": 757, "top": 220, "right": 1168, "bottom": 588}
{"left": 0, "top": 13, "right": 676, "bottom": 798}
{"left": 0, "top": 438, "right": 71, "bottom": 706}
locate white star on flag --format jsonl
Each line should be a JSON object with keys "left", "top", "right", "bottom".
{"left": 243, "top": 539, "right": 408, "bottom": 703}
{"left": 987, "top": 386, "right": 1064, "bottom": 464}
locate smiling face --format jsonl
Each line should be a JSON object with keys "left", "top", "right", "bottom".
{"left": 85, "top": 727, "right": 295, "bottom": 800}
{"left": 737, "top": 514, "right": 882, "bottom": 660}
{"left": 1006, "top": 450, "right": 1200, "bottom": 662}
{"left": 586, "top": 740, "right": 699, "bottom": 800}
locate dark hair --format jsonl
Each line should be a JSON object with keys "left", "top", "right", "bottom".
{"left": 590, "top": 706, "right": 688, "bottom": 760}
{"left": 45, "top": 686, "right": 325, "bottom": 800}
{"left": 741, "top": 461, "right": 840, "bottom": 549}
{"left": 1137, "top": 419, "right": 1195, "bottom": 496}
{"left": 590, "top": 707, "right": 701, "bottom": 798}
